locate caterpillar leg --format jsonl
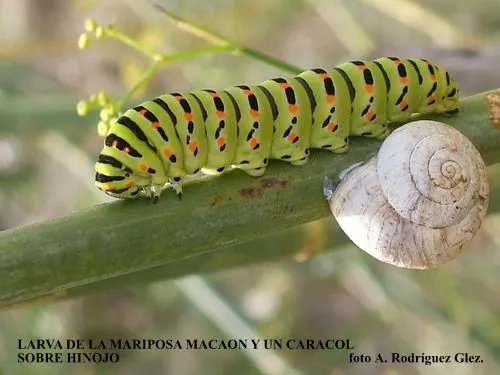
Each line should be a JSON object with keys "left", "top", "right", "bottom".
{"left": 376, "top": 126, "right": 391, "bottom": 139}
{"left": 242, "top": 167, "right": 266, "bottom": 177}
{"left": 291, "top": 155, "right": 309, "bottom": 166}
{"left": 319, "top": 136, "right": 350, "bottom": 154}
{"left": 332, "top": 138, "right": 350, "bottom": 153}
{"left": 144, "top": 184, "right": 163, "bottom": 204}
{"left": 201, "top": 166, "right": 227, "bottom": 175}
{"left": 321, "top": 138, "right": 350, "bottom": 153}
{"left": 289, "top": 147, "right": 310, "bottom": 166}
{"left": 169, "top": 178, "right": 183, "bottom": 199}
{"left": 333, "top": 144, "right": 349, "bottom": 153}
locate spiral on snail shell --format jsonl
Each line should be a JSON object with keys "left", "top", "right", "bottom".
{"left": 325, "top": 120, "right": 489, "bottom": 269}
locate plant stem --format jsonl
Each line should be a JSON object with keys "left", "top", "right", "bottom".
{"left": 116, "top": 59, "right": 163, "bottom": 111}
{"left": 115, "top": 45, "right": 237, "bottom": 111}
{"left": 105, "top": 27, "right": 161, "bottom": 59}
{"left": 153, "top": 4, "right": 304, "bottom": 74}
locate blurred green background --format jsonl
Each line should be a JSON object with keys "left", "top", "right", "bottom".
{"left": 0, "top": 0, "right": 499, "bottom": 374}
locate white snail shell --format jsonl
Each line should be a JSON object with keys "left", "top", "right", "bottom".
{"left": 327, "top": 120, "right": 489, "bottom": 269}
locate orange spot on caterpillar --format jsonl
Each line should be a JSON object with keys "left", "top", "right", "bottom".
{"left": 319, "top": 73, "right": 329, "bottom": 80}
{"left": 428, "top": 95, "right": 436, "bottom": 103}
{"left": 125, "top": 181, "right": 134, "bottom": 188}
{"left": 124, "top": 147, "right": 130, "bottom": 154}
{"left": 279, "top": 82, "right": 290, "bottom": 89}
{"left": 216, "top": 136, "right": 225, "bottom": 147}
{"left": 365, "top": 110, "right": 376, "bottom": 120}
{"left": 250, "top": 109, "right": 260, "bottom": 118}
{"left": 163, "top": 147, "right": 172, "bottom": 157}
{"left": 151, "top": 121, "right": 160, "bottom": 128}
{"left": 140, "top": 163, "right": 148, "bottom": 172}
{"left": 326, "top": 95, "right": 335, "bottom": 104}
{"left": 430, "top": 74, "right": 436, "bottom": 81}
{"left": 175, "top": 96, "right": 184, "bottom": 102}
{"left": 101, "top": 184, "right": 112, "bottom": 191}
{"left": 288, "top": 104, "right": 298, "bottom": 113}
{"left": 208, "top": 92, "right": 218, "bottom": 98}
{"left": 357, "top": 64, "right": 367, "bottom": 71}
{"left": 248, "top": 137, "right": 258, "bottom": 148}
{"left": 188, "top": 141, "right": 198, "bottom": 153}
{"left": 393, "top": 59, "right": 401, "bottom": 65}
{"left": 139, "top": 109, "right": 147, "bottom": 115}
{"left": 287, "top": 131, "right": 298, "bottom": 143}
{"left": 399, "top": 100, "right": 408, "bottom": 109}
{"left": 243, "top": 89, "right": 253, "bottom": 95}
{"left": 184, "top": 113, "right": 193, "bottom": 121}
{"left": 215, "top": 110, "right": 225, "bottom": 118}
{"left": 400, "top": 77, "right": 409, "bottom": 85}
{"left": 112, "top": 140, "right": 118, "bottom": 148}
{"left": 365, "top": 84, "right": 374, "bottom": 93}
{"left": 326, "top": 122, "right": 337, "bottom": 132}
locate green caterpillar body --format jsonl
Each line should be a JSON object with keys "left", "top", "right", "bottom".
{"left": 95, "top": 57, "right": 459, "bottom": 200}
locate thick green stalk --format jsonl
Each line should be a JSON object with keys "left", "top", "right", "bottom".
{"left": 0, "top": 90, "right": 499, "bottom": 309}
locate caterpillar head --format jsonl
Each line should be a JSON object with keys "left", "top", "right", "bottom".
{"left": 94, "top": 156, "right": 148, "bottom": 199}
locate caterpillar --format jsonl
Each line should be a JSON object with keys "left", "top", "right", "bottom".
{"left": 95, "top": 57, "right": 459, "bottom": 201}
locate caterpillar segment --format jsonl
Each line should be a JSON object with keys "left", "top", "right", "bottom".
{"left": 257, "top": 77, "right": 312, "bottom": 166}
{"left": 190, "top": 89, "right": 238, "bottom": 175}
{"left": 335, "top": 60, "right": 389, "bottom": 139}
{"left": 94, "top": 57, "right": 460, "bottom": 201}
{"left": 295, "top": 68, "right": 351, "bottom": 152}
{"left": 224, "top": 85, "right": 274, "bottom": 176}
{"left": 373, "top": 57, "right": 418, "bottom": 123}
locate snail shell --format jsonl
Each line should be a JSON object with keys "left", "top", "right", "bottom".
{"left": 326, "top": 120, "right": 489, "bottom": 269}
